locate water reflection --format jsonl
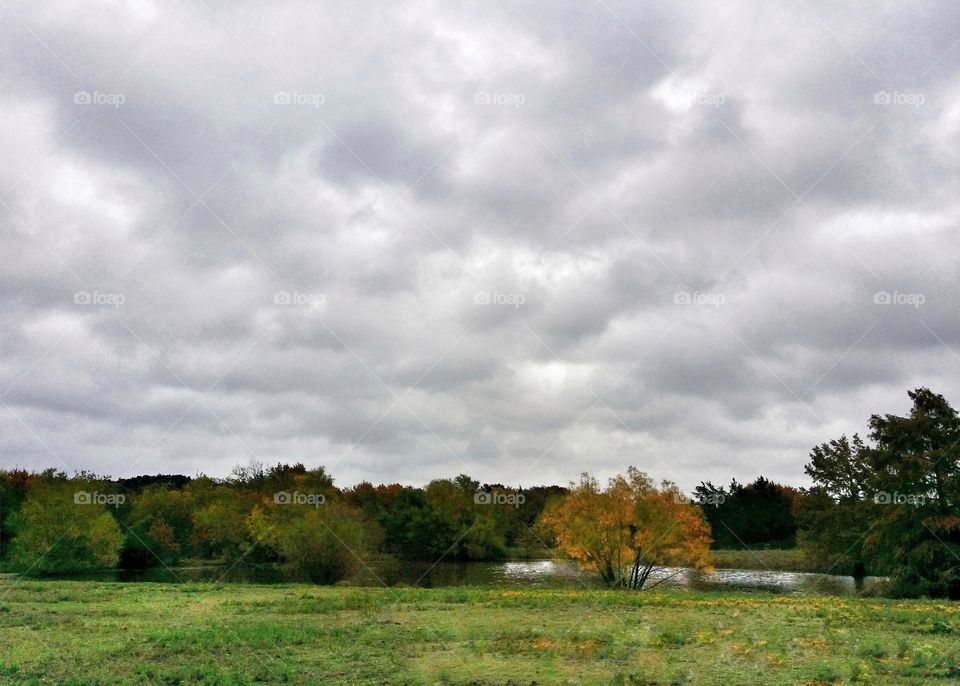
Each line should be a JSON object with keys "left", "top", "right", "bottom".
{"left": 41, "top": 559, "right": 882, "bottom": 596}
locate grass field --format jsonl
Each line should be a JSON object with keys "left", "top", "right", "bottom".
{"left": 0, "top": 580, "right": 958, "bottom": 685}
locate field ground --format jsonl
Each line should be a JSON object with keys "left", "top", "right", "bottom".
{"left": 0, "top": 580, "right": 958, "bottom": 685}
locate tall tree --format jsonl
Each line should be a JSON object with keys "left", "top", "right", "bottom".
{"left": 801, "top": 389, "right": 960, "bottom": 597}
{"left": 867, "top": 389, "right": 960, "bottom": 597}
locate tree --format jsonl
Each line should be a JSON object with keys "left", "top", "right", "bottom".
{"left": 261, "top": 463, "right": 335, "bottom": 496}
{"left": 378, "top": 487, "right": 452, "bottom": 559}
{"left": 694, "top": 477, "right": 800, "bottom": 548}
{"left": 539, "top": 468, "right": 712, "bottom": 589}
{"left": 866, "top": 389, "right": 960, "bottom": 597}
{"left": 806, "top": 434, "right": 872, "bottom": 502}
{"left": 118, "top": 474, "right": 192, "bottom": 493}
{"left": 190, "top": 484, "right": 258, "bottom": 562}
{"left": 801, "top": 389, "right": 960, "bottom": 597}
{"left": 122, "top": 487, "right": 196, "bottom": 567}
{"left": 798, "top": 435, "right": 876, "bottom": 577}
{"left": 8, "top": 482, "right": 124, "bottom": 574}
{"left": 425, "top": 476, "right": 510, "bottom": 560}
{"left": 511, "top": 485, "right": 568, "bottom": 549}
{"left": 248, "top": 500, "right": 370, "bottom": 584}
{"left": 0, "top": 469, "right": 37, "bottom": 564}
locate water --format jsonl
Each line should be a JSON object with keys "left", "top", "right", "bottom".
{"left": 44, "top": 559, "right": 881, "bottom": 596}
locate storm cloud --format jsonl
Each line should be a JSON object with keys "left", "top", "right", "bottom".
{"left": 2, "top": 0, "right": 959, "bottom": 490}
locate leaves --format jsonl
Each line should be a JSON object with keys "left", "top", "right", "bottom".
{"left": 539, "top": 468, "right": 713, "bottom": 589}
{"left": 803, "top": 388, "right": 960, "bottom": 598}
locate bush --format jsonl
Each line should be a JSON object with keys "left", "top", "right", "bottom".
{"left": 122, "top": 487, "right": 195, "bottom": 568}
{"left": 249, "top": 502, "right": 369, "bottom": 584}
{"left": 8, "top": 483, "right": 124, "bottom": 574}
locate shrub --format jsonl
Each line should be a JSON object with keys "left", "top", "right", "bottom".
{"left": 9, "top": 483, "right": 123, "bottom": 574}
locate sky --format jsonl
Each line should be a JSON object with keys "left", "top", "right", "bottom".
{"left": 1, "top": 0, "right": 959, "bottom": 491}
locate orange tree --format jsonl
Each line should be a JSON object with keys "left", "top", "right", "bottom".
{"left": 538, "top": 467, "right": 712, "bottom": 589}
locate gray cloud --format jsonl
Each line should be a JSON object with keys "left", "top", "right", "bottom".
{"left": 2, "top": 0, "right": 960, "bottom": 491}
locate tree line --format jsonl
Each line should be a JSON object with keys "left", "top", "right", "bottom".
{"left": 0, "top": 388, "right": 957, "bottom": 598}
{"left": 0, "top": 465, "right": 567, "bottom": 583}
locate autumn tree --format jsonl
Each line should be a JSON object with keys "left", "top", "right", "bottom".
{"left": 539, "top": 468, "right": 712, "bottom": 589}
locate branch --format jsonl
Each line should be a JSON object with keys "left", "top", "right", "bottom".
{"left": 641, "top": 567, "right": 686, "bottom": 591}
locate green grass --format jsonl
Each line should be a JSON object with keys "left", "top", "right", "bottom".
{"left": 0, "top": 580, "right": 958, "bottom": 685}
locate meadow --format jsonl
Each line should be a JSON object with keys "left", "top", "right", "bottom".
{"left": 0, "top": 580, "right": 958, "bottom": 685}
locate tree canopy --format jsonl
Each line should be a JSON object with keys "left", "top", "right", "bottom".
{"left": 540, "top": 467, "right": 712, "bottom": 589}
{"left": 801, "top": 388, "right": 960, "bottom": 598}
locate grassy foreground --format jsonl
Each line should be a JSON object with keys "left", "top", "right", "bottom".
{"left": 0, "top": 580, "right": 958, "bottom": 685}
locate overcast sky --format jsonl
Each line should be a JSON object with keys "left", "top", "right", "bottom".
{"left": 2, "top": 0, "right": 959, "bottom": 491}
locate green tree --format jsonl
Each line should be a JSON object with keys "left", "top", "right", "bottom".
{"left": 248, "top": 500, "right": 369, "bottom": 583}
{"left": 695, "top": 477, "right": 800, "bottom": 548}
{"left": 866, "top": 389, "right": 960, "bottom": 597}
{"left": 9, "top": 482, "right": 124, "bottom": 574}
{"left": 801, "top": 389, "right": 960, "bottom": 597}
{"left": 188, "top": 479, "right": 259, "bottom": 562}
{"left": 123, "top": 487, "right": 195, "bottom": 567}
{"left": 0, "top": 469, "right": 37, "bottom": 565}
{"left": 426, "top": 476, "right": 511, "bottom": 560}
{"left": 378, "top": 487, "right": 452, "bottom": 559}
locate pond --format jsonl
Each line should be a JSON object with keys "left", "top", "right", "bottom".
{"left": 43, "top": 559, "right": 883, "bottom": 596}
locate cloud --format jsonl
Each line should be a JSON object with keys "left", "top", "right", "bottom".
{"left": 1, "top": 0, "right": 960, "bottom": 491}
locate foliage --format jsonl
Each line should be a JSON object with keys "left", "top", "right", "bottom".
{"left": 378, "top": 486, "right": 453, "bottom": 559}
{"left": 7, "top": 481, "right": 123, "bottom": 573}
{"left": 248, "top": 501, "right": 369, "bottom": 584}
{"left": 694, "top": 476, "right": 800, "bottom": 548}
{"left": 0, "top": 469, "right": 37, "bottom": 560}
{"left": 539, "top": 467, "right": 712, "bottom": 588}
{"left": 0, "top": 464, "right": 702, "bottom": 578}
{"left": 801, "top": 388, "right": 960, "bottom": 598}
{"left": 425, "top": 476, "right": 511, "bottom": 560}
{"left": 189, "top": 480, "right": 260, "bottom": 562}
{"left": 122, "top": 486, "right": 195, "bottom": 567}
